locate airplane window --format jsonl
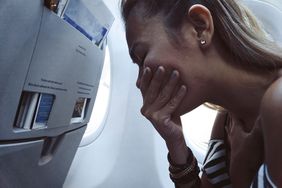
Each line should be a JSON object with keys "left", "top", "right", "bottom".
{"left": 80, "top": 45, "right": 111, "bottom": 146}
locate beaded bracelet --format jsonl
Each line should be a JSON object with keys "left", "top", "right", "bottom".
{"left": 168, "top": 147, "right": 200, "bottom": 185}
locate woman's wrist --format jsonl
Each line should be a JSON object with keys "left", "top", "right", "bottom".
{"left": 167, "top": 146, "right": 200, "bottom": 186}
{"left": 166, "top": 136, "right": 189, "bottom": 165}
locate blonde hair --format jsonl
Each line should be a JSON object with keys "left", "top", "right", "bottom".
{"left": 122, "top": 0, "right": 282, "bottom": 68}
{"left": 121, "top": 0, "right": 282, "bottom": 110}
{"left": 208, "top": 0, "right": 282, "bottom": 70}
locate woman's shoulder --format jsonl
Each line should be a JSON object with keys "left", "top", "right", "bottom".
{"left": 259, "top": 75, "right": 282, "bottom": 186}
{"left": 260, "top": 76, "right": 282, "bottom": 123}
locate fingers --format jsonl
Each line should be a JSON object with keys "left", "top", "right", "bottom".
{"left": 139, "top": 67, "right": 152, "bottom": 97}
{"left": 138, "top": 67, "right": 187, "bottom": 142}
{"left": 143, "top": 85, "right": 187, "bottom": 141}
{"left": 152, "top": 70, "right": 179, "bottom": 110}
{"left": 140, "top": 66, "right": 186, "bottom": 114}
{"left": 141, "top": 66, "right": 165, "bottom": 105}
{"left": 161, "top": 85, "right": 187, "bottom": 115}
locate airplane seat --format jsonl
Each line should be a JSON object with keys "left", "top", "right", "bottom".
{"left": 0, "top": 0, "right": 113, "bottom": 187}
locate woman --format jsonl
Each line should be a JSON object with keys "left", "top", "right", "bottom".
{"left": 121, "top": 0, "right": 282, "bottom": 187}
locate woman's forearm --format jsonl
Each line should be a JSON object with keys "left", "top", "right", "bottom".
{"left": 166, "top": 136, "right": 189, "bottom": 165}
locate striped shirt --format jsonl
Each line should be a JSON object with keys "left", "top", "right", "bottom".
{"left": 251, "top": 165, "right": 277, "bottom": 188}
{"left": 202, "top": 139, "right": 277, "bottom": 188}
{"left": 202, "top": 139, "right": 231, "bottom": 188}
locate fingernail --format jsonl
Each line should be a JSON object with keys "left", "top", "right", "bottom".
{"left": 171, "top": 70, "right": 178, "bottom": 79}
{"left": 143, "top": 67, "right": 148, "bottom": 75}
{"left": 180, "top": 85, "right": 187, "bottom": 92}
{"left": 156, "top": 66, "right": 163, "bottom": 75}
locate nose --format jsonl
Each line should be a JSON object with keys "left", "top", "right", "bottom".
{"left": 136, "top": 76, "right": 141, "bottom": 89}
{"left": 136, "top": 69, "right": 142, "bottom": 89}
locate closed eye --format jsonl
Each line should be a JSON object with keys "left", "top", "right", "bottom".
{"left": 129, "top": 42, "right": 146, "bottom": 67}
{"left": 131, "top": 53, "right": 144, "bottom": 67}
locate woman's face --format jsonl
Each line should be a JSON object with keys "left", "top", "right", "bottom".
{"left": 126, "top": 10, "right": 211, "bottom": 115}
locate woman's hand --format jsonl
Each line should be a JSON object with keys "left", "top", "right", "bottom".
{"left": 139, "top": 66, "right": 189, "bottom": 164}
{"left": 139, "top": 66, "right": 186, "bottom": 141}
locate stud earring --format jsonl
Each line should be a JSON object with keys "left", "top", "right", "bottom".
{"left": 200, "top": 40, "right": 206, "bottom": 45}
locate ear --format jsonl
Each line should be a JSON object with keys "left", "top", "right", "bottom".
{"left": 188, "top": 4, "right": 214, "bottom": 49}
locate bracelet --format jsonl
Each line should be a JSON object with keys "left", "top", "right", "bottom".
{"left": 168, "top": 147, "right": 193, "bottom": 173}
{"left": 168, "top": 147, "right": 200, "bottom": 185}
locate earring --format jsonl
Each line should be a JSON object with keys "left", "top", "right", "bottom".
{"left": 200, "top": 40, "right": 206, "bottom": 45}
